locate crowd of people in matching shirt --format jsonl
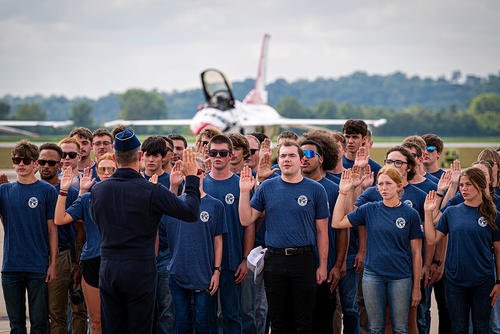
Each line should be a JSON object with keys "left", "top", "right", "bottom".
{"left": 0, "top": 119, "right": 499, "bottom": 334}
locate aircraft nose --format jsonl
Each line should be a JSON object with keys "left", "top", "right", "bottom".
{"left": 191, "top": 122, "right": 211, "bottom": 135}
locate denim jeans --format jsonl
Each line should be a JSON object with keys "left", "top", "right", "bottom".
{"left": 209, "top": 269, "right": 242, "bottom": 334}
{"left": 157, "top": 250, "right": 174, "bottom": 334}
{"left": 444, "top": 277, "right": 494, "bottom": 334}
{"left": 2, "top": 271, "right": 48, "bottom": 334}
{"left": 169, "top": 276, "right": 212, "bottom": 333}
{"left": 339, "top": 255, "right": 360, "bottom": 334}
{"left": 362, "top": 268, "right": 412, "bottom": 334}
{"left": 240, "top": 273, "right": 257, "bottom": 334}
{"left": 417, "top": 285, "right": 432, "bottom": 334}
{"left": 254, "top": 272, "right": 268, "bottom": 334}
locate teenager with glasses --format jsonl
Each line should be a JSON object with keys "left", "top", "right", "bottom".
{"left": 58, "top": 137, "right": 82, "bottom": 190}
{"left": 0, "top": 140, "right": 58, "bottom": 333}
{"left": 424, "top": 168, "right": 500, "bottom": 333}
{"left": 203, "top": 134, "right": 255, "bottom": 333}
{"left": 54, "top": 152, "right": 117, "bottom": 334}
{"left": 333, "top": 166, "right": 423, "bottom": 334}
{"left": 38, "top": 143, "right": 87, "bottom": 334}
{"left": 421, "top": 134, "right": 446, "bottom": 179}
{"left": 239, "top": 140, "right": 329, "bottom": 334}
{"left": 91, "top": 129, "right": 113, "bottom": 161}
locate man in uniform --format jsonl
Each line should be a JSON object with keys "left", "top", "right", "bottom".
{"left": 91, "top": 129, "right": 201, "bottom": 333}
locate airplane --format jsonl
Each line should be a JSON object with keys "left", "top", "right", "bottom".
{"left": 104, "top": 34, "right": 386, "bottom": 136}
{"left": 0, "top": 120, "right": 74, "bottom": 136}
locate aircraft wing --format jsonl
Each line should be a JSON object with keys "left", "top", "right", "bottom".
{"left": 104, "top": 119, "right": 192, "bottom": 127}
{"left": 0, "top": 120, "right": 74, "bottom": 128}
{"left": 240, "top": 118, "right": 387, "bottom": 128}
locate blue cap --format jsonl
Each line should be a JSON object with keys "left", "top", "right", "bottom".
{"left": 114, "top": 129, "right": 141, "bottom": 152}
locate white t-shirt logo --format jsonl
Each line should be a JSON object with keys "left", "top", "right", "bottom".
{"left": 297, "top": 195, "right": 308, "bottom": 206}
{"left": 225, "top": 193, "right": 235, "bottom": 205}
{"left": 200, "top": 211, "right": 210, "bottom": 222}
{"left": 478, "top": 216, "right": 487, "bottom": 228}
{"left": 404, "top": 200, "right": 413, "bottom": 208}
{"left": 395, "top": 217, "right": 406, "bottom": 229}
{"left": 28, "top": 197, "right": 38, "bottom": 209}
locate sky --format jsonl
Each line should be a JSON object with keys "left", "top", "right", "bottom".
{"left": 1, "top": 0, "right": 499, "bottom": 98}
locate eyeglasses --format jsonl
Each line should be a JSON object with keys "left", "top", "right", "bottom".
{"left": 426, "top": 146, "right": 436, "bottom": 153}
{"left": 201, "top": 140, "right": 209, "bottom": 147}
{"left": 12, "top": 157, "right": 33, "bottom": 165}
{"left": 384, "top": 159, "right": 408, "bottom": 168}
{"left": 208, "top": 149, "right": 230, "bottom": 158}
{"left": 93, "top": 141, "right": 112, "bottom": 147}
{"left": 38, "top": 159, "right": 60, "bottom": 167}
{"left": 97, "top": 166, "right": 116, "bottom": 174}
{"left": 303, "top": 149, "right": 321, "bottom": 159}
{"left": 62, "top": 151, "right": 78, "bottom": 159}
{"left": 249, "top": 149, "right": 259, "bottom": 155}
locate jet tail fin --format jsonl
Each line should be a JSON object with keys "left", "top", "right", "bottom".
{"left": 243, "top": 33, "right": 271, "bottom": 105}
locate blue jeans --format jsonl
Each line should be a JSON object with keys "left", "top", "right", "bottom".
{"left": 2, "top": 272, "right": 48, "bottom": 334}
{"left": 156, "top": 249, "right": 174, "bottom": 334}
{"left": 169, "top": 277, "right": 212, "bottom": 333}
{"left": 362, "top": 268, "right": 412, "bottom": 334}
{"left": 209, "top": 269, "right": 242, "bottom": 333}
{"left": 417, "top": 285, "right": 432, "bottom": 334}
{"left": 254, "top": 271, "right": 268, "bottom": 334}
{"left": 444, "top": 277, "right": 493, "bottom": 334}
{"left": 339, "top": 255, "right": 360, "bottom": 334}
{"left": 240, "top": 273, "right": 257, "bottom": 334}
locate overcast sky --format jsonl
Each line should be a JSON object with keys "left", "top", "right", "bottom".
{"left": 1, "top": 0, "right": 499, "bottom": 98}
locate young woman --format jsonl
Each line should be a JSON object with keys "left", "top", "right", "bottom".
{"left": 424, "top": 167, "right": 500, "bottom": 333}
{"left": 55, "top": 153, "right": 117, "bottom": 334}
{"left": 333, "top": 166, "right": 423, "bottom": 334}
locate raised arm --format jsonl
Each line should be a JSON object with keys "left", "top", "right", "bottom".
{"left": 239, "top": 166, "right": 262, "bottom": 226}
{"left": 441, "top": 160, "right": 461, "bottom": 209}
{"left": 424, "top": 191, "right": 445, "bottom": 246}
{"left": 332, "top": 169, "right": 355, "bottom": 229}
{"left": 55, "top": 168, "right": 77, "bottom": 225}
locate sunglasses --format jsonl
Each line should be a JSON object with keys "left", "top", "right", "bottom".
{"left": 97, "top": 166, "right": 116, "bottom": 174}
{"left": 201, "top": 140, "right": 209, "bottom": 146}
{"left": 384, "top": 159, "right": 408, "bottom": 168}
{"left": 249, "top": 149, "right": 259, "bottom": 156}
{"left": 426, "top": 146, "right": 436, "bottom": 153}
{"left": 208, "top": 149, "right": 230, "bottom": 158}
{"left": 12, "top": 157, "right": 33, "bottom": 165}
{"left": 38, "top": 159, "right": 60, "bottom": 167}
{"left": 62, "top": 151, "right": 78, "bottom": 159}
{"left": 303, "top": 149, "right": 321, "bottom": 159}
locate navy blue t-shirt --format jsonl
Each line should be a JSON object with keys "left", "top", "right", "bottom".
{"left": 165, "top": 194, "right": 227, "bottom": 289}
{"left": 342, "top": 155, "right": 381, "bottom": 186}
{"left": 442, "top": 192, "right": 500, "bottom": 212}
{"left": 356, "top": 184, "right": 427, "bottom": 220}
{"left": 429, "top": 169, "right": 445, "bottom": 180}
{"left": 318, "top": 177, "right": 340, "bottom": 270}
{"left": 424, "top": 172, "right": 440, "bottom": 184}
{"left": 54, "top": 185, "right": 79, "bottom": 251}
{"left": 144, "top": 172, "right": 171, "bottom": 252}
{"left": 437, "top": 203, "right": 500, "bottom": 287}
{"left": 66, "top": 192, "right": 101, "bottom": 260}
{"left": 348, "top": 202, "right": 423, "bottom": 279}
{"left": 412, "top": 178, "right": 438, "bottom": 194}
{"left": 325, "top": 172, "right": 341, "bottom": 184}
{"left": 0, "top": 181, "right": 57, "bottom": 273}
{"left": 89, "top": 164, "right": 100, "bottom": 182}
{"left": 203, "top": 173, "right": 244, "bottom": 272}
{"left": 251, "top": 177, "right": 329, "bottom": 248}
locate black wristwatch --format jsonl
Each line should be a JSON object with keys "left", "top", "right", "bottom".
{"left": 432, "top": 259, "right": 442, "bottom": 267}
{"left": 214, "top": 266, "right": 221, "bottom": 272}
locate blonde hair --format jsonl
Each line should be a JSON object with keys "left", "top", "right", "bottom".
{"left": 377, "top": 166, "right": 404, "bottom": 196}
{"left": 58, "top": 137, "right": 81, "bottom": 152}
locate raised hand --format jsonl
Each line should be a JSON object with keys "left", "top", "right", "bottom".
{"left": 204, "top": 157, "right": 212, "bottom": 173}
{"left": 239, "top": 166, "right": 255, "bottom": 193}
{"left": 79, "top": 167, "right": 95, "bottom": 192}
{"left": 169, "top": 161, "right": 184, "bottom": 188}
{"left": 0, "top": 173, "right": 9, "bottom": 184}
{"left": 351, "top": 166, "right": 363, "bottom": 188}
{"left": 60, "top": 167, "right": 73, "bottom": 191}
{"left": 259, "top": 138, "right": 272, "bottom": 157}
{"left": 339, "top": 169, "right": 355, "bottom": 194}
{"left": 450, "top": 160, "right": 461, "bottom": 184}
{"left": 424, "top": 191, "right": 437, "bottom": 213}
{"left": 181, "top": 148, "right": 197, "bottom": 176}
{"left": 437, "top": 170, "right": 452, "bottom": 194}
{"left": 257, "top": 151, "right": 279, "bottom": 182}
{"left": 354, "top": 146, "right": 369, "bottom": 169}
{"left": 149, "top": 174, "right": 158, "bottom": 184}
{"left": 361, "top": 165, "right": 374, "bottom": 189}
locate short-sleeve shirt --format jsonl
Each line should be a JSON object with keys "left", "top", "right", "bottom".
{"left": 347, "top": 202, "right": 423, "bottom": 279}
{"left": 318, "top": 177, "right": 339, "bottom": 270}
{"left": 251, "top": 177, "right": 329, "bottom": 248}
{"left": 429, "top": 169, "right": 445, "bottom": 180}
{"left": 165, "top": 194, "right": 227, "bottom": 289}
{"left": 0, "top": 181, "right": 57, "bottom": 273}
{"left": 203, "top": 173, "right": 244, "bottom": 271}
{"left": 437, "top": 203, "right": 500, "bottom": 287}
{"left": 424, "top": 172, "right": 440, "bottom": 184}
{"left": 325, "top": 172, "right": 341, "bottom": 185}
{"left": 66, "top": 192, "right": 101, "bottom": 260}
{"left": 412, "top": 178, "right": 438, "bottom": 194}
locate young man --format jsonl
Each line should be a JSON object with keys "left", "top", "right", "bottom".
{"left": 92, "top": 128, "right": 113, "bottom": 160}
{"left": 91, "top": 129, "right": 201, "bottom": 334}
{"left": 244, "top": 134, "right": 261, "bottom": 171}
{"left": 0, "top": 141, "right": 58, "bottom": 333}
{"left": 167, "top": 134, "right": 188, "bottom": 165}
{"left": 203, "top": 134, "right": 255, "bottom": 333}
{"left": 59, "top": 137, "right": 82, "bottom": 190}
{"left": 421, "top": 133, "right": 446, "bottom": 179}
{"left": 161, "top": 136, "right": 175, "bottom": 174}
{"left": 39, "top": 143, "right": 87, "bottom": 334}
{"left": 70, "top": 127, "right": 95, "bottom": 172}
{"left": 239, "top": 141, "right": 329, "bottom": 333}
{"left": 299, "top": 138, "right": 348, "bottom": 333}
{"left": 228, "top": 133, "right": 250, "bottom": 175}
{"left": 342, "top": 120, "right": 381, "bottom": 185}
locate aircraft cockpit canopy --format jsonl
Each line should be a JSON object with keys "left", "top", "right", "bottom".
{"left": 201, "top": 69, "right": 235, "bottom": 111}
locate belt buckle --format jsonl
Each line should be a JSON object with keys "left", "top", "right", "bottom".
{"left": 285, "top": 248, "right": 295, "bottom": 256}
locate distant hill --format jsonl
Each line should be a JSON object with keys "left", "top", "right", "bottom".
{"left": 1, "top": 71, "right": 500, "bottom": 124}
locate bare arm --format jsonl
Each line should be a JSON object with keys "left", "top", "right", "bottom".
{"left": 332, "top": 170, "right": 356, "bottom": 229}
{"left": 424, "top": 191, "right": 445, "bottom": 246}
{"left": 239, "top": 166, "right": 262, "bottom": 226}
{"left": 315, "top": 217, "right": 329, "bottom": 284}
{"left": 490, "top": 241, "right": 500, "bottom": 306}
{"left": 410, "top": 238, "right": 423, "bottom": 307}
{"left": 209, "top": 235, "right": 223, "bottom": 295}
{"left": 46, "top": 219, "right": 58, "bottom": 283}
